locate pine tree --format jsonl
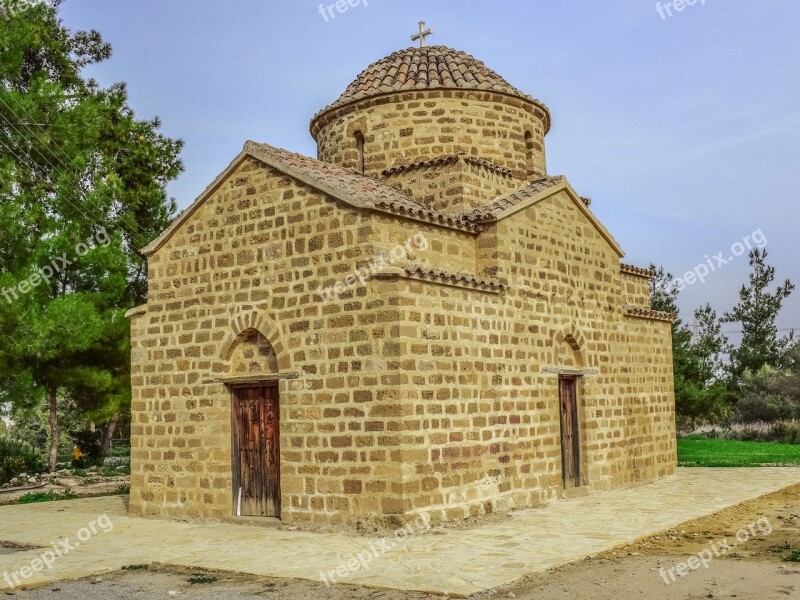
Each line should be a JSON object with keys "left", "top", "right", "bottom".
{"left": 650, "top": 268, "right": 731, "bottom": 425}
{"left": 723, "top": 249, "right": 795, "bottom": 383}
{"left": 650, "top": 265, "right": 696, "bottom": 422}
{"left": 692, "top": 304, "right": 728, "bottom": 386}
{"left": 0, "top": 0, "right": 183, "bottom": 470}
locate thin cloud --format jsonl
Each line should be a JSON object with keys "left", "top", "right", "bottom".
{"left": 678, "top": 115, "right": 800, "bottom": 160}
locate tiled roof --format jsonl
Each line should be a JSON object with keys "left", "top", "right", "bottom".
{"left": 314, "top": 46, "right": 546, "bottom": 118}
{"left": 625, "top": 306, "right": 677, "bottom": 322}
{"left": 244, "top": 142, "right": 480, "bottom": 232}
{"left": 144, "top": 141, "right": 607, "bottom": 257}
{"left": 382, "top": 155, "right": 460, "bottom": 176}
{"left": 463, "top": 156, "right": 515, "bottom": 178}
{"left": 620, "top": 264, "right": 656, "bottom": 278}
{"left": 404, "top": 264, "right": 506, "bottom": 293}
{"left": 459, "top": 176, "right": 565, "bottom": 222}
{"left": 381, "top": 154, "right": 514, "bottom": 179}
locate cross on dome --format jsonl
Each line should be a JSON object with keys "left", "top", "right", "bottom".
{"left": 411, "top": 21, "right": 433, "bottom": 47}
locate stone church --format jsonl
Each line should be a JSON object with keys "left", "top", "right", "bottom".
{"left": 127, "top": 36, "right": 676, "bottom": 529}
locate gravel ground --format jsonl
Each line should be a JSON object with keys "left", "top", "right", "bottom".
{"left": 0, "top": 543, "right": 34, "bottom": 556}
{"left": 4, "top": 559, "right": 799, "bottom": 600}
{"left": 4, "top": 484, "right": 800, "bottom": 599}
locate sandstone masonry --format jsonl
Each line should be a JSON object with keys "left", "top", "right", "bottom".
{"left": 127, "top": 45, "right": 676, "bottom": 530}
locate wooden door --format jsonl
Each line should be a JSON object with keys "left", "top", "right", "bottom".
{"left": 559, "top": 377, "right": 581, "bottom": 489}
{"left": 231, "top": 385, "right": 280, "bottom": 517}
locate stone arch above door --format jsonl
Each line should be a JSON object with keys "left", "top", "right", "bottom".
{"left": 218, "top": 311, "right": 291, "bottom": 375}
{"left": 227, "top": 330, "right": 279, "bottom": 376}
{"left": 552, "top": 325, "right": 588, "bottom": 369}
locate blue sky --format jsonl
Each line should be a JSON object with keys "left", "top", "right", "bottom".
{"left": 59, "top": 0, "right": 800, "bottom": 336}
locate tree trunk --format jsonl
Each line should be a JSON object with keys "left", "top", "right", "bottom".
{"left": 48, "top": 387, "right": 59, "bottom": 473}
{"left": 100, "top": 415, "right": 118, "bottom": 459}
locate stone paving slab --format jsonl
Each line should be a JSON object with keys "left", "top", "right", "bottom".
{"left": 1, "top": 468, "right": 799, "bottom": 596}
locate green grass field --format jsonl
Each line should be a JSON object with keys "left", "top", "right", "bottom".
{"left": 678, "top": 437, "right": 800, "bottom": 467}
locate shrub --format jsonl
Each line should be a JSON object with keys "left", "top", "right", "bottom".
{"left": 17, "top": 489, "right": 78, "bottom": 504}
{"left": 0, "top": 438, "right": 45, "bottom": 485}
{"left": 66, "top": 463, "right": 129, "bottom": 479}
{"left": 734, "top": 394, "right": 797, "bottom": 424}
{"left": 736, "top": 424, "right": 768, "bottom": 442}
{"left": 187, "top": 575, "right": 218, "bottom": 585}
{"left": 771, "top": 421, "right": 800, "bottom": 444}
{"left": 109, "top": 445, "right": 131, "bottom": 458}
{"left": 687, "top": 421, "right": 800, "bottom": 444}
{"left": 70, "top": 430, "right": 104, "bottom": 468}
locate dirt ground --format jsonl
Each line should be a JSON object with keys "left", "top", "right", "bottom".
{"left": 5, "top": 484, "right": 800, "bottom": 599}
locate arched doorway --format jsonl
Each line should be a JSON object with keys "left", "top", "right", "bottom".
{"left": 226, "top": 329, "right": 281, "bottom": 518}
{"left": 551, "top": 328, "right": 588, "bottom": 490}
{"left": 231, "top": 383, "right": 280, "bottom": 517}
{"left": 558, "top": 376, "right": 580, "bottom": 489}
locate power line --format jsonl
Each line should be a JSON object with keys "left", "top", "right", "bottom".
{"left": 721, "top": 327, "right": 797, "bottom": 334}
{"left": 0, "top": 92, "right": 154, "bottom": 244}
{"left": 0, "top": 131, "right": 110, "bottom": 238}
{"left": 0, "top": 102, "right": 119, "bottom": 232}
{"left": 0, "top": 93, "right": 154, "bottom": 248}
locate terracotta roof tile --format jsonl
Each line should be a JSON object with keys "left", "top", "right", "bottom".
{"left": 458, "top": 176, "right": 565, "bottom": 222}
{"left": 245, "top": 142, "right": 481, "bottom": 232}
{"left": 404, "top": 264, "right": 506, "bottom": 293}
{"left": 463, "top": 157, "right": 514, "bottom": 178}
{"left": 620, "top": 264, "right": 656, "bottom": 278}
{"left": 381, "top": 155, "right": 514, "bottom": 179}
{"left": 625, "top": 306, "right": 677, "bottom": 322}
{"left": 314, "top": 46, "right": 547, "bottom": 119}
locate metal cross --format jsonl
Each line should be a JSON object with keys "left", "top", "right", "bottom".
{"left": 411, "top": 21, "right": 433, "bottom": 48}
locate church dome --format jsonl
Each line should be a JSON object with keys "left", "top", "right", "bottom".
{"left": 310, "top": 44, "right": 552, "bottom": 197}
{"left": 313, "top": 46, "right": 544, "bottom": 119}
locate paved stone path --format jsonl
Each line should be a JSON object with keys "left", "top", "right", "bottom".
{"left": 1, "top": 468, "right": 799, "bottom": 596}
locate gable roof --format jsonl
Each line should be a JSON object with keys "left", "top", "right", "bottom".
{"left": 456, "top": 176, "right": 625, "bottom": 258}
{"left": 462, "top": 176, "right": 565, "bottom": 221}
{"left": 142, "top": 142, "right": 623, "bottom": 260}
{"left": 141, "top": 141, "right": 480, "bottom": 256}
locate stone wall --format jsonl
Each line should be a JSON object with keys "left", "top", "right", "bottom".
{"left": 129, "top": 159, "right": 676, "bottom": 530}
{"left": 372, "top": 189, "right": 676, "bottom": 524}
{"left": 312, "top": 91, "right": 549, "bottom": 211}
{"left": 130, "top": 157, "right": 394, "bottom": 525}
{"left": 621, "top": 271, "right": 652, "bottom": 307}
{"left": 382, "top": 157, "right": 521, "bottom": 215}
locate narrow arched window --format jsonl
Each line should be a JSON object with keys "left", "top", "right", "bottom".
{"left": 354, "top": 131, "right": 365, "bottom": 175}
{"left": 525, "top": 131, "right": 535, "bottom": 175}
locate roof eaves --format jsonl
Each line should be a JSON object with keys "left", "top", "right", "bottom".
{"left": 143, "top": 142, "right": 482, "bottom": 256}
{"left": 466, "top": 177, "right": 625, "bottom": 258}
